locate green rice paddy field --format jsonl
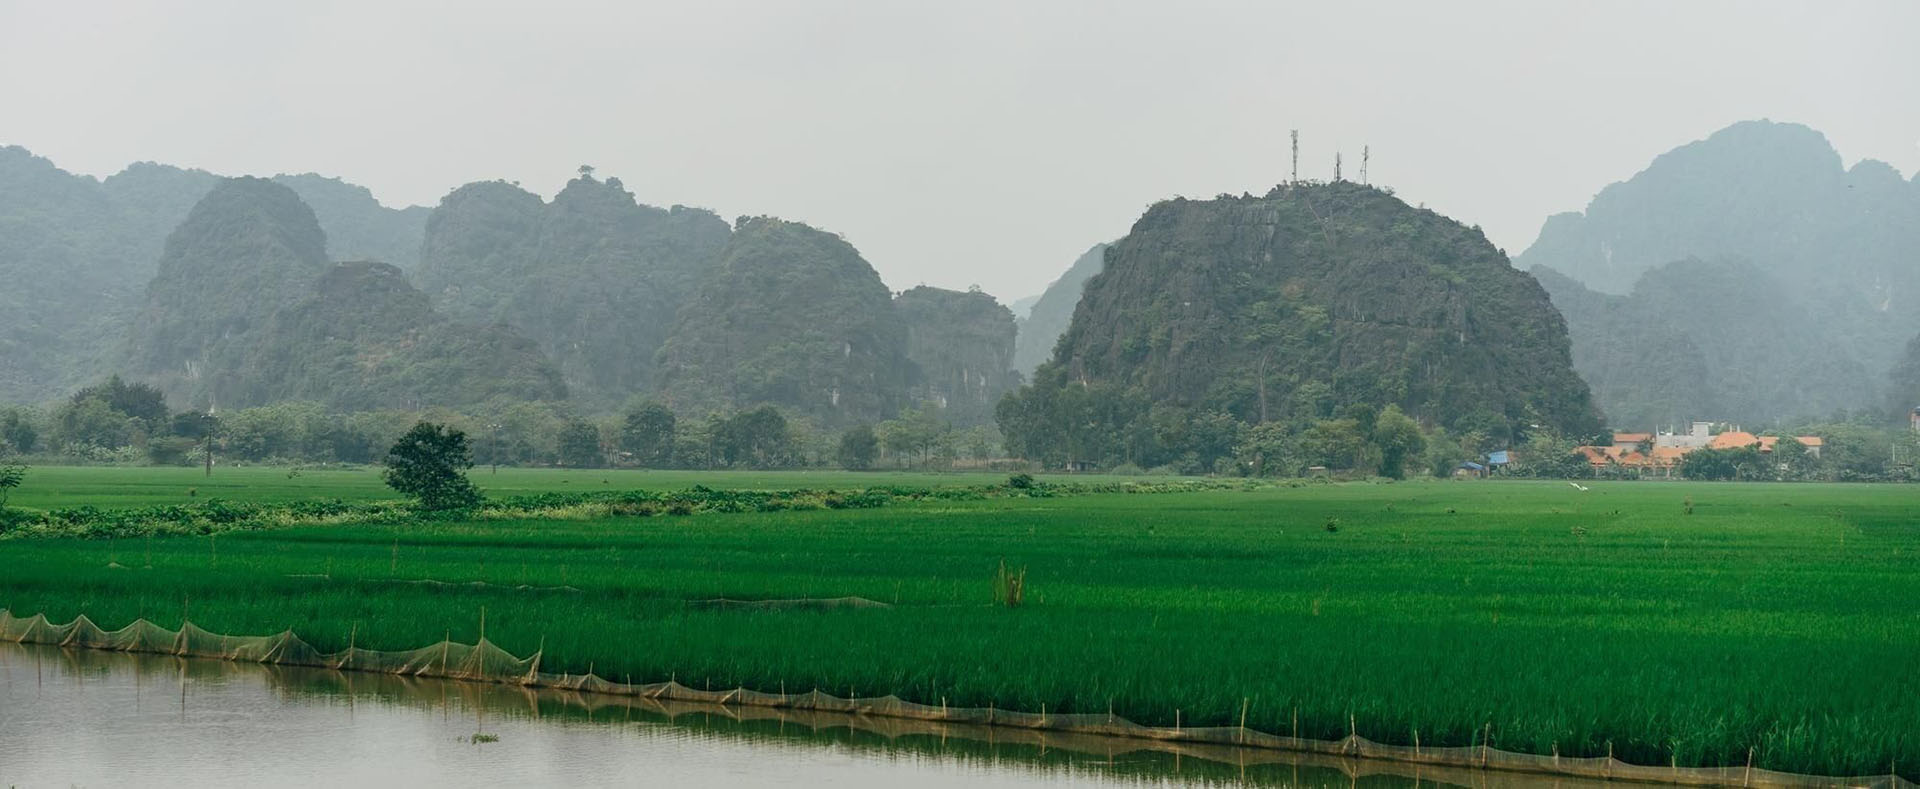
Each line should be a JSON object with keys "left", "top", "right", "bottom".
{"left": 3, "top": 468, "right": 1918, "bottom": 778}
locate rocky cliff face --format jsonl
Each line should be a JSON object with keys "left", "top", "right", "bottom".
{"left": 1516, "top": 120, "right": 1920, "bottom": 382}
{"left": 1003, "top": 181, "right": 1600, "bottom": 461}
{"left": 124, "top": 177, "right": 332, "bottom": 406}
{"left": 1534, "top": 260, "right": 1873, "bottom": 427}
{"left": 243, "top": 261, "right": 566, "bottom": 410}
{"left": 895, "top": 285, "right": 1017, "bottom": 425}
{"left": 0, "top": 148, "right": 428, "bottom": 404}
{"left": 414, "top": 175, "right": 732, "bottom": 405}
{"left": 1012, "top": 243, "right": 1107, "bottom": 376}
{"left": 656, "top": 217, "right": 910, "bottom": 426}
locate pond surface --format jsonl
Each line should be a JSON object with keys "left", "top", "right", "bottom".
{"left": 0, "top": 643, "right": 1559, "bottom": 788}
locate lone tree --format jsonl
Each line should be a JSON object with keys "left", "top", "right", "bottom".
{"left": 383, "top": 422, "right": 481, "bottom": 510}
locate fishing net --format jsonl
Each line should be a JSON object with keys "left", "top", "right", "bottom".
{"left": 1, "top": 609, "right": 1908, "bottom": 789}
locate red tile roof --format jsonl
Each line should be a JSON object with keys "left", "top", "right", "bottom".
{"left": 1708, "top": 431, "right": 1761, "bottom": 450}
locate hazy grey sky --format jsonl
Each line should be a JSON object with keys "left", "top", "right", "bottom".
{"left": 3, "top": 0, "right": 1916, "bottom": 301}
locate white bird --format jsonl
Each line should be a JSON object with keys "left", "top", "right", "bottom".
{"left": 1568, "top": 482, "right": 1589, "bottom": 492}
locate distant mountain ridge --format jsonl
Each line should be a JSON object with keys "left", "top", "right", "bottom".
{"left": 1012, "top": 242, "right": 1107, "bottom": 376}
{"left": 1517, "top": 120, "right": 1920, "bottom": 424}
{"left": 123, "top": 178, "right": 560, "bottom": 411}
{"left": 655, "top": 217, "right": 912, "bottom": 427}
{"left": 0, "top": 146, "right": 428, "bottom": 403}
{"left": 413, "top": 175, "right": 732, "bottom": 406}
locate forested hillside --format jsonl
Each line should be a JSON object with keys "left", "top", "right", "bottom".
{"left": 271, "top": 174, "right": 429, "bottom": 269}
{"left": 894, "top": 286, "right": 1017, "bottom": 426}
{"left": 0, "top": 148, "right": 426, "bottom": 404}
{"left": 243, "top": 262, "right": 566, "bottom": 410}
{"left": 123, "top": 177, "right": 333, "bottom": 406}
{"left": 1534, "top": 261, "right": 1874, "bottom": 427}
{"left": 1011, "top": 243, "right": 1106, "bottom": 375}
{"left": 1000, "top": 182, "right": 1600, "bottom": 471}
{"left": 121, "top": 178, "right": 561, "bottom": 411}
{"left": 414, "top": 174, "right": 732, "bottom": 405}
{"left": 656, "top": 217, "right": 910, "bottom": 426}
{"left": 1517, "top": 120, "right": 1920, "bottom": 420}
{"left": 0, "top": 149, "right": 215, "bottom": 403}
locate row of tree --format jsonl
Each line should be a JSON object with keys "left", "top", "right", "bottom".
{"left": 7, "top": 374, "right": 1919, "bottom": 482}
{"left": 0, "top": 377, "right": 1006, "bottom": 472}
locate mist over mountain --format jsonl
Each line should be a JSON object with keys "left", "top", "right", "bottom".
{"left": 121, "top": 178, "right": 560, "bottom": 410}
{"left": 1533, "top": 260, "right": 1874, "bottom": 428}
{"left": 655, "top": 217, "right": 910, "bottom": 426}
{"left": 1011, "top": 243, "right": 1107, "bottom": 376}
{"left": 244, "top": 261, "right": 566, "bottom": 410}
{"left": 894, "top": 285, "right": 1018, "bottom": 426}
{"left": 123, "top": 177, "right": 333, "bottom": 406}
{"left": 270, "top": 174, "right": 429, "bottom": 270}
{"left": 1518, "top": 120, "right": 1920, "bottom": 424}
{"left": 1000, "top": 182, "right": 1600, "bottom": 469}
{"left": 414, "top": 174, "right": 732, "bottom": 406}
{"left": 0, "top": 148, "right": 215, "bottom": 403}
{"left": 0, "top": 148, "right": 427, "bottom": 404}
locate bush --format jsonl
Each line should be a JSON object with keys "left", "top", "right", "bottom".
{"left": 1006, "top": 473, "right": 1035, "bottom": 489}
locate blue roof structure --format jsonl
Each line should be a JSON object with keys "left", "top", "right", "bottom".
{"left": 1487, "top": 450, "right": 1511, "bottom": 465}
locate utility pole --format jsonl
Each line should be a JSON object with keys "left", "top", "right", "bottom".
{"left": 201, "top": 411, "right": 217, "bottom": 478}
{"left": 1360, "top": 145, "right": 1370, "bottom": 185}
{"left": 487, "top": 423, "right": 501, "bottom": 474}
{"left": 1289, "top": 130, "right": 1299, "bottom": 185}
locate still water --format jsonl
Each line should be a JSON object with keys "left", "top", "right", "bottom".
{"left": 0, "top": 643, "right": 1556, "bottom": 788}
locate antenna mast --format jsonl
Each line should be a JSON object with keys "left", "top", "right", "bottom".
{"left": 1334, "top": 151, "right": 1342, "bottom": 182}
{"left": 1289, "top": 130, "right": 1299, "bottom": 185}
{"left": 1360, "top": 145, "right": 1370, "bottom": 185}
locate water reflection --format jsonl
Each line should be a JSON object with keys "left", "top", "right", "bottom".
{"left": 0, "top": 643, "right": 1568, "bottom": 788}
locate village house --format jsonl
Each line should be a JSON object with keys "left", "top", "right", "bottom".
{"left": 1574, "top": 423, "right": 1823, "bottom": 476}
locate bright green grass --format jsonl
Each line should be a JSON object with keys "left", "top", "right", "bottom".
{"left": 3, "top": 476, "right": 1918, "bottom": 778}
{"left": 4, "top": 465, "right": 1119, "bottom": 509}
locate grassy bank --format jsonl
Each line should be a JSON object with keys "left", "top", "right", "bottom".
{"left": 0, "top": 465, "right": 1184, "bottom": 510}
{"left": 2, "top": 473, "right": 1917, "bottom": 778}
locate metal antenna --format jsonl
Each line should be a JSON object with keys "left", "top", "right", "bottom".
{"left": 1361, "top": 145, "right": 1370, "bottom": 185}
{"left": 1334, "top": 152, "right": 1342, "bottom": 182}
{"left": 1290, "top": 130, "right": 1299, "bottom": 184}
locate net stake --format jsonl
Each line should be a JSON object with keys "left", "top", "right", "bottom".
{"left": 1239, "top": 698, "right": 1249, "bottom": 744}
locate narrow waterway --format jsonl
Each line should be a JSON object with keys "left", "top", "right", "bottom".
{"left": 0, "top": 642, "right": 1570, "bottom": 788}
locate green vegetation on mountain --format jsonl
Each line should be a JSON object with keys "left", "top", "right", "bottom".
{"left": 1534, "top": 259, "right": 1874, "bottom": 427}
{"left": 893, "top": 286, "right": 1017, "bottom": 426}
{"left": 0, "top": 148, "right": 428, "bottom": 405}
{"left": 1011, "top": 242, "right": 1106, "bottom": 375}
{"left": 656, "top": 217, "right": 909, "bottom": 427}
{"left": 0, "top": 149, "right": 215, "bottom": 403}
{"left": 271, "top": 173, "right": 429, "bottom": 270}
{"left": 124, "top": 177, "right": 331, "bottom": 407}
{"left": 122, "top": 178, "right": 563, "bottom": 412}
{"left": 1884, "top": 333, "right": 1920, "bottom": 419}
{"left": 243, "top": 262, "right": 566, "bottom": 410}
{"left": 1001, "top": 182, "right": 1600, "bottom": 471}
{"left": 414, "top": 174, "right": 732, "bottom": 405}
{"left": 1517, "top": 120, "right": 1920, "bottom": 421}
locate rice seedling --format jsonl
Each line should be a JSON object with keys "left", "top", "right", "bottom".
{"left": 1, "top": 472, "right": 1917, "bottom": 779}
